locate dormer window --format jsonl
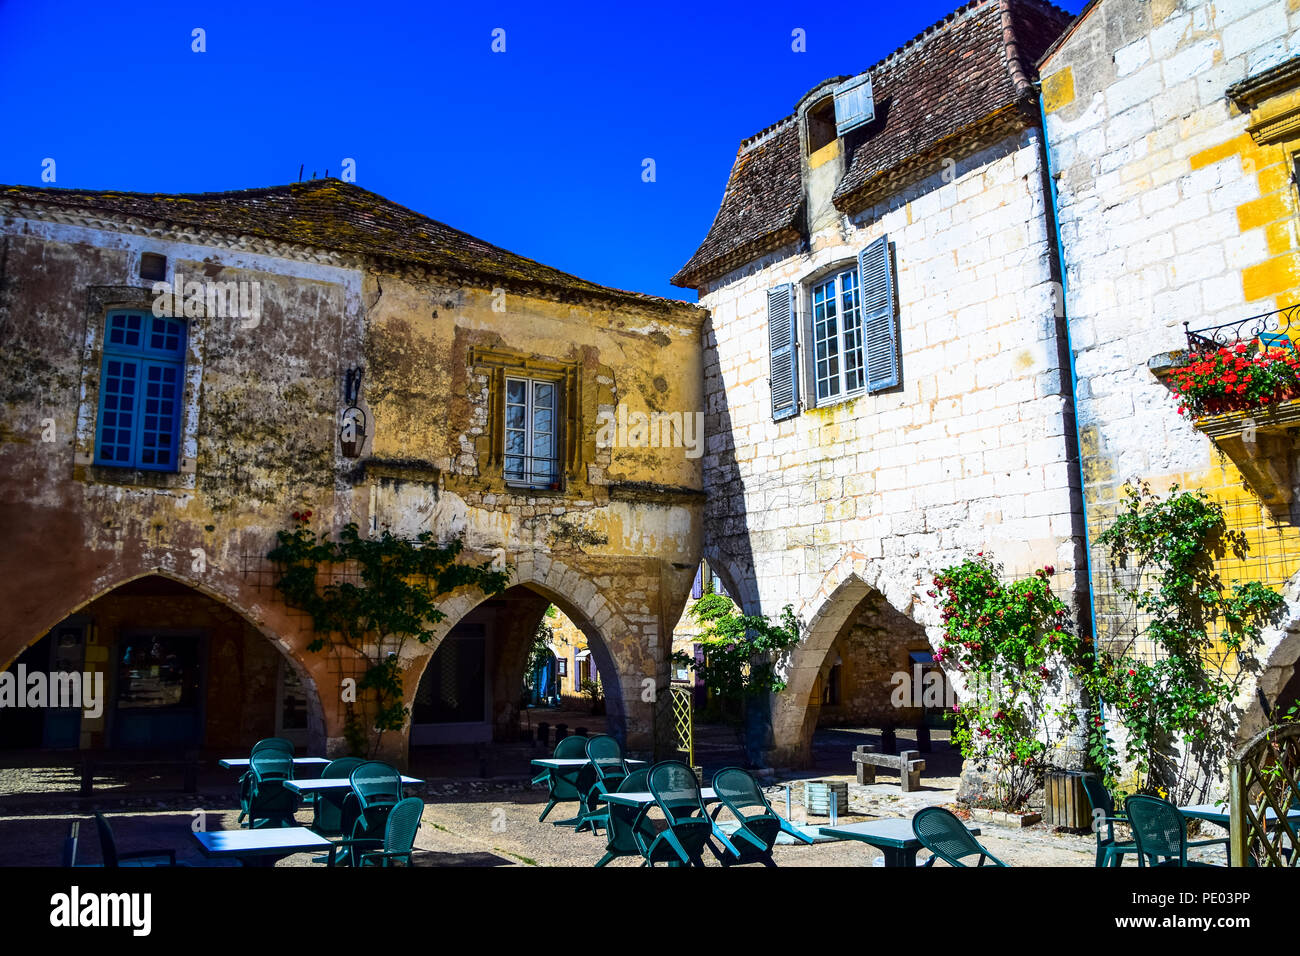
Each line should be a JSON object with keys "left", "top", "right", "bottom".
{"left": 806, "top": 98, "right": 838, "bottom": 156}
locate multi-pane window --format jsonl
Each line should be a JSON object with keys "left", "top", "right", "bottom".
{"left": 811, "top": 268, "right": 864, "bottom": 403}
{"left": 95, "top": 311, "right": 186, "bottom": 471}
{"left": 504, "top": 377, "right": 560, "bottom": 488}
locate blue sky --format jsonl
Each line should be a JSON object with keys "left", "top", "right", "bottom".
{"left": 0, "top": 0, "right": 1083, "bottom": 301}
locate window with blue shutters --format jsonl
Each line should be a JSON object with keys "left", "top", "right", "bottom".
{"left": 95, "top": 310, "right": 186, "bottom": 471}
{"left": 797, "top": 235, "right": 900, "bottom": 409}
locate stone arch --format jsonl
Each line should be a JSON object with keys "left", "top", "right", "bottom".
{"left": 699, "top": 545, "right": 757, "bottom": 614}
{"left": 769, "top": 550, "right": 942, "bottom": 767}
{"left": 2, "top": 568, "right": 328, "bottom": 754}
{"left": 404, "top": 554, "right": 663, "bottom": 754}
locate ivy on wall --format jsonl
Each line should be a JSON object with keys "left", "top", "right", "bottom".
{"left": 268, "top": 513, "right": 510, "bottom": 757}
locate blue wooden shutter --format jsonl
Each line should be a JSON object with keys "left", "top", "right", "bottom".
{"left": 691, "top": 566, "right": 703, "bottom": 600}
{"left": 768, "top": 283, "right": 799, "bottom": 420}
{"left": 859, "top": 236, "right": 900, "bottom": 392}
{"left": 834, "top": 76, "right": 875, "bottom": 135}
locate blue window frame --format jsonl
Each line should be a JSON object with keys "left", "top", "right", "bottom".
{"left": 95, "top": 311, "right": 186, "bottom": 471}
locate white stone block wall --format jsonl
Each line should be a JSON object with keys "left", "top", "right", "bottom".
{"left": 696, "top": 128, "right": 1089, "bottom": 762}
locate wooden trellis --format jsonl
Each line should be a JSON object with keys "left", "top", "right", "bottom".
{"left": 655, "top": 682, "right": 694, "bottom": 766}
{"left": 1229, "top": 722, "right": 1300, "bottom": 866}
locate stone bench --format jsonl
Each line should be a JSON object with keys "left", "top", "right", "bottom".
{"left": 853, "top": 744, "right": 925, "bottom": 792}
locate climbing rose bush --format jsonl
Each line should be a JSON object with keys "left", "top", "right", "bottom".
{"left": 930, "top": 555, "right": 1089, "bottom": 812}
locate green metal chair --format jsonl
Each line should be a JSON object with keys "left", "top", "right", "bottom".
{"left": 245, "top": 750, "right": 300, "bottom": 829}
{"left": 341, "top": 761, "right": 403, "bottom": 866}
{"left": 310, "top": 757, "right": 365, "bottom": 837}
{"left": 1124, "top": 795, "right": 1227, "bottom": 867}
{"left": 912, "top": 807, "right": 1008, "bottom": 867}
{"left": 1080, "top": 774, "right": 1137, "bottom": 867}
{"left": 250, "top": 737, "right": 295, "bottom": 755}
{"left": 94, "top": 813, "right": 178, "bottom": 867}
{"left": 709, "top": 767, "right": 813, "bottom": 866}
{"left": 634, "top": 761, "right": 738, "bottom": 867}
{"left": 354, "top": 797, "right": 424, "bottom": 867}
{"left": 573, "top": 734, "right": 629, "bottom": 836}
{"left": 538, "top": 735, "right": 588, "bottom": 824}
{"left": 595, "top": 770, "right": 659, "bottom": 867}
{"left": 238, "top": 738, "right": 296, "bottom": 825}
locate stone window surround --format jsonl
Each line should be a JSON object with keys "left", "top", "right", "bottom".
{"left": 466, "top": 345, "right": 584, "bottom": 495}
{"left": 73, "top": 285, "right": 206, "bottom": 491}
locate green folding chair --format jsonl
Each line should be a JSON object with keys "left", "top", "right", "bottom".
{"left": 912, "top": 806, "right": 1007, "bottom": 867}
{"left": 310, "top": 757, "right": 365, "bottom": 837}
{"left": 595, "top": 770, "right": 658, "bottom": 867}
{"left": 353, "top": 797, "right": 424, "bottom": 867}
{"left": 245, "top": 750, "right": 300, "bottom": 829}
{"left": 709, "top": 767, "right": 813, "bottom": 866}
{"left": 238, "top": 738, "right": 295, "bottom": 825}
{"left": 1080, "top": 774, "right": 1137, "bottom": 867}
{"left": 1125, "top": 795, "right": 1227, "bottom": 867}
{"left": 573, "top": 734, "right": 629, "bottom": 836}
{"left": 634, "top": 761, "right": 738, "bottom": 867}
{"left": 341, "top": 761, "right": 403, "bottom": 866}
{"left": 537, "top": 735, "right": 588, "bottom": 824}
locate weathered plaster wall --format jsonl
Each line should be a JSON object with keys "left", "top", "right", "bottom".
{"left": 0, "top": 207, "right": 704, "bottom": 760}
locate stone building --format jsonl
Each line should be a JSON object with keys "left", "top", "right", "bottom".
{"left": 0, "top": 180, "right": 703, "bottom": 762}
{"left": 673, "top": 0, "right": 1087, "bottom": 765}
{"left": 1040, "top": 0, "right": 1300, "bottom": 786}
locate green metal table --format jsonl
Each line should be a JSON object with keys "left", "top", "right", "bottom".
{"left": 820, "top": 817, "right": 981, "bottom": 867}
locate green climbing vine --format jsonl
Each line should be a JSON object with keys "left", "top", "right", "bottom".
{"left": 1086, "top": 481, "right": 1285, "bottom": 804}
{"left": 268, "top": 512, "right": 510, "bottom": 757}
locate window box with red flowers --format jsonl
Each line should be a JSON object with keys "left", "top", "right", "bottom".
{"left": 1157, "top": 341, "right": 1300, "bottom": 513}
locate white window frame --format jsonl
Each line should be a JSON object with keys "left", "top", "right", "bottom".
{"left": 503, "top": 376, "right": 561, "bottom": 489}
{"left": 808, "top": 266, "right": 866, "bottom": 406}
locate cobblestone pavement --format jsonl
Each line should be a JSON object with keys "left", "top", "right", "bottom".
{"left": 0, "top": 724, "right": 1227, "bottom": 867}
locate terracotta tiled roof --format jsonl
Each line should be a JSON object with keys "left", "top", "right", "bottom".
{"left": 669, "top": 120, "right": 806, "bottom": 293}
{"left": 0, "top": 180, "right": 698, "bottom": 313}
{"left": 672, "top": 0, "right": 1073, "bottom": 289}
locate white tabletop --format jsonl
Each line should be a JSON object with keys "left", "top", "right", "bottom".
{"left": 284, "top": 776, "right": 422, "bottom": 793}
{"left": 193, "top": 826, "right": 333, "bottom": 857}
{"left": 219, "top": 757, "right": 331, "bottom": 769}
{"left": 601, "top": 788, "right": 718, "bottom": 807}
{"left": 531, "top": 758, "right": 648, "bottom": 769}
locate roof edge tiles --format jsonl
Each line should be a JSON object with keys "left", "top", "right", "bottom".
{"left": 672, "top": 0, "right": 1073, "bottom": 290}
{"left": 1, "top": 180, "right": 701, "bottom": 318}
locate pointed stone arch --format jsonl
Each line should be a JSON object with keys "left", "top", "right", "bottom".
{"left": 769, "top": 550, "right": 943, "bottom": 766}
{"left": 1237, "top": 570, "right": 1300, "bottom": 744}
{"left": 403, "top": 553, "right": 665, "bottom": 754}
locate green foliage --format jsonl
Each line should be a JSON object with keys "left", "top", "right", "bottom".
{"left": 268, "top": 515, "right": 510, "bottom": 756}
{"left": 932, "top": 555, "right": 1090, "bottom": 811}
{"left": 672, "top": 593, "right": 800, "bottom": 754}
{"left": 673, "top": 594, "right": 800, "bottom": 703}
{"left": 1088, "top": 482, "right": 1284, "bottom": 803}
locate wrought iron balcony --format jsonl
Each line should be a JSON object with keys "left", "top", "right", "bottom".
{"left": 1184, "top": 301, "right": 1300, "bottom": 353}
